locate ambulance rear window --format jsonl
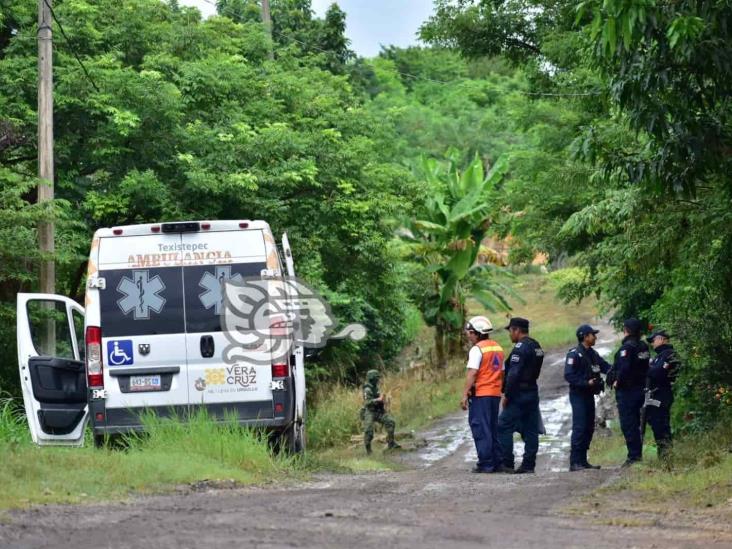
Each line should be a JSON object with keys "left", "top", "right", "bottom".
{"left": 99, "top": 267, "right": 185, "bottom": 337}
{"left": 183, "top": 262, "right": 267, "bottom": 333}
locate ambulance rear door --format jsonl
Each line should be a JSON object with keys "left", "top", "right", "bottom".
{"left": 181, "top": 228, "right": 275, "bottom": 421}
{"left": 96, "top": 231, "right": 190, "bottom": 422}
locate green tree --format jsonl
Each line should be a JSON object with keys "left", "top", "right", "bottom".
{"left": 399, "top": 154, "right": 510, "bottom": 368}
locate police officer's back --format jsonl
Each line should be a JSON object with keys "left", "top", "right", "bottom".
{"left": 498, "top": 317, "right": 544, "bottom": 473}
{"left": 611, "top": 318, "right": 650, "bottom": 466}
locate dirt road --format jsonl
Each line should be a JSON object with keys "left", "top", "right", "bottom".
{"left": 2, "top": 329, "right": 729, "bottom": 548}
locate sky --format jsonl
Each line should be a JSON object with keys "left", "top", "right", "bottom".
{"left": 180, "top": 0, "right": 435, "bottom": 58}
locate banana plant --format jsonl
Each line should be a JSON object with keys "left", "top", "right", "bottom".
{"left": 399, "top": 152, "right": 512, "bottom": 368}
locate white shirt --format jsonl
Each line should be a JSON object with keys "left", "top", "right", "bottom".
{"left": 466, "top": 345, "right": 483, "bottom": 370}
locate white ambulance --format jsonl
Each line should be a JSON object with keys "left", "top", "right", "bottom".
{"left": 17, "top": 220, "right": 306, "bottom": 452}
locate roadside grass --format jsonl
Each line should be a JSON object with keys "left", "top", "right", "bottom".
{"left": 589, "top": 413, "right": 732, "bottom": 509}
{"left": 0, "top": 403, "right": 298, "bottom": 510}
{"left": 306, "top": 360, "right": 463, "bottom": 450}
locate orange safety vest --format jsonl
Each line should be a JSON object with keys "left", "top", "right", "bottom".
{"left": 474, "top": 339, "right": 505, "bottom": 397}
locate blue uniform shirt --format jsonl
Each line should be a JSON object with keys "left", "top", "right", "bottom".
{"left": 564, "top": 345, "right": 611, "bottom": 391}
{"left": 647, "top": 344, "right": 680, "bottom": 390}
{"left": 613, "top": 336, "right": 650, "bottom": 390}
{"left": 503, "top": 336, "right": 544, "bottom": 398}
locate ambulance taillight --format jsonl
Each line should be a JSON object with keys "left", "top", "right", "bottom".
{"left": 86, "top": 326, "right": 104, "bottom": 388}
{"left": 271, "top": 363, "right": 289, "bottom": 378}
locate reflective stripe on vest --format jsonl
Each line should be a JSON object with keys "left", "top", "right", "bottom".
{"left": 474, "top": 339, "right": 505, "bottom": 397}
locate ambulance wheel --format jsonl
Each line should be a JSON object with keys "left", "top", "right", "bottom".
{"left": 281, "top": 420, "right": 305, "bottom": 455}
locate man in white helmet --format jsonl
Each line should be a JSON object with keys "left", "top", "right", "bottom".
{"left": 461, "top": 316, "right": 506, "bottom": 473}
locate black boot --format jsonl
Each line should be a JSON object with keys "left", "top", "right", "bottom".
{"left": 513, "top": 465, "right": 535, "bottom": 474}
{"left": 583, "top": 461, "right": 601, "bottom": 470}
{"left": 569, "top": 463, "right": 585, "bottom": 472}
{"left": 386, "top": 440, "right": 402, "bottom": 450}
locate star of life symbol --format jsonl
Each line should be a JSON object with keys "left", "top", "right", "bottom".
{"left": 222, "top": 276, "right": 366, "bottom": 365}
{"left": 116, "top": 270, "right": 166, "bottom": 320}
{"left": 199, "top": 266, "right": 243, "bottom": 315}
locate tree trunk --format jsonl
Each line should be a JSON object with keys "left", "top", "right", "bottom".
{"left": 447, "top": 326, "right": 463, "bottom": 356}
{"left": 435, "top": 323, "right": 447, "bottom": 370}
{"left": 446, "top": 301, "right": 466, "bottom": 356}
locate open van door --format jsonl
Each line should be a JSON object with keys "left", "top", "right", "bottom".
{"left": 17, "top": 293, "right": 87, "bottom": 446}
{"left": 281, "top": 232, "right": 306, "bottom": 450}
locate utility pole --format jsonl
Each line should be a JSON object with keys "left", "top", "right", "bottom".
{"left": 261, "top": 0, "right": 274, "bottom": 60}
{"left": 38, "top": 0, "right": 55, "bottom": 354}
{"left": 38, "top": 0, "right": 55, "bottom": 296}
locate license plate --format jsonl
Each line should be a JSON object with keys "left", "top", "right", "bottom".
{"left": 129, "top": 375, "right": 162, "bottom": 392}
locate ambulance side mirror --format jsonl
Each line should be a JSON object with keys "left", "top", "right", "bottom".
{"left": 304, "top": 347, "right": 321, "bottom": 360}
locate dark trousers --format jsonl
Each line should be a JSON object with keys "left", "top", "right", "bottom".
{"left": 569, "top": 390, "right": 595, "bottom": 465}
{"left": 498, "top": 389, "right": 539, "bottom": 469}
{"left": 468, "top": 395, "right": 502, "bottom": 471}
{"left": 616, "top": 387, "right": 644, "bottom": 461}
{"left": 646, "top": 387, "right": 673, "bottom": 457}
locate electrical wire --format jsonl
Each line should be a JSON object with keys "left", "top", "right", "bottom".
{"left": 43, "top": 0, "right": 101, "bottom": 93}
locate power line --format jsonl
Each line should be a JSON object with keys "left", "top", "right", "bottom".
{"left": 43, "top": 0, "right": 100, "bottom": 93}
{"left": 523, "top": 91, "right": 601, "bottom": 97}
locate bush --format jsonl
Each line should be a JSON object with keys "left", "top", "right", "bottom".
{"left": 0, "top": 397, "right": 29, "bottom": 446}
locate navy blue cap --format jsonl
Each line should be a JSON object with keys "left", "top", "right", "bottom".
{"left": 646, "top": 330, "right": 670, "bottom": 343}
{"left": 623, "top": 318, "right": 643, "bottom": 334}
{"left": 505, "top": 317, "right": 530, "bottom": 330}
{"left": 576, "top": 324, "right": 600, "bottom": 339}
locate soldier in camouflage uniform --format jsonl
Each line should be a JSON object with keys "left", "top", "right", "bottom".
{"left": 362, "top": 369, "right": 400, "bottom": 454}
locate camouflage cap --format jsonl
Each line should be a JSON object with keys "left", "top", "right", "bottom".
{"left": 366, "top": 369, "right": 381, "bottom": 382}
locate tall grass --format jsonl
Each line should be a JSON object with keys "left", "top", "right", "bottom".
{"left": 590, "top": 410, "right": 732, "bottom": 507}
{"left": 0, "top": 397, "right": 29, "bottom": 446}
{"left": 308, "top": 361, "right": 464, "bottom": 450}
{"left": 307, "top": 384, "right": 363, "bottom": 449}
{"left": 0, "top": 409, "right": 296, "bottom": 509}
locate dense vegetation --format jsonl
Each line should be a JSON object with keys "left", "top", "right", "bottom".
{"left": 0, "top": 0, "right": 531, "bottom": 392}
{"left": 0, "top": 0, "right": 416, "bottom": 390}
{"left": 1, "top": 0, "right": 729, "bottom": 435}
{"left": 423, "top": 0, "right": 732, "bottom": 430}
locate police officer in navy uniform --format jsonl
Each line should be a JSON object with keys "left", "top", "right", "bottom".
{"left": 611, "top": 318, "right": 650, "bottom": 466}
{"left": 498, "top": 317, "right": 544, "bottom": 474}
{"left": 564, "top": 324, "right": 611, "bottom": 471}
{"left": 645, "top": 330, "right": 680, "bottom": 459}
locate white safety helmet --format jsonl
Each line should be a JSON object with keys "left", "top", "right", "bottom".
{"left": 466, "top": 315, "right": 493, "bottom": 335}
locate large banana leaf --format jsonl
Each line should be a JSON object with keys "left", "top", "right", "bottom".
{"left": 444, "top": 244, "right": 477, "bottom": 280}
{"left": 399, "top": 151, "right": 513, "bottom": 341}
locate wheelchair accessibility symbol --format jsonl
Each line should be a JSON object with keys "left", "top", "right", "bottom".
{"left": 107, "top": 340, "right": 134, "bottom": 366}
